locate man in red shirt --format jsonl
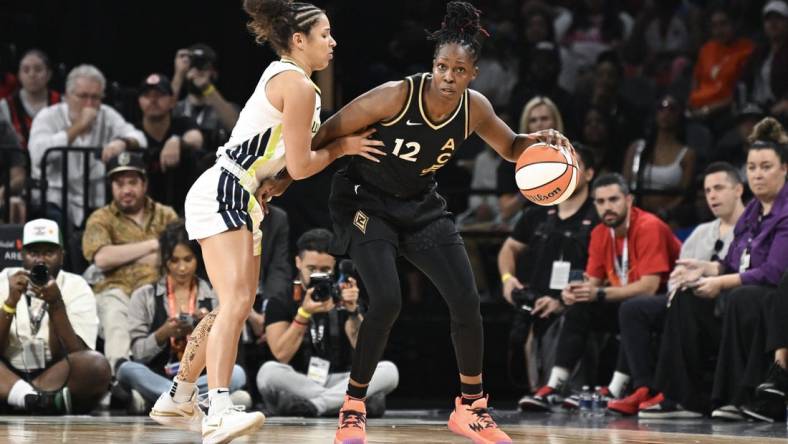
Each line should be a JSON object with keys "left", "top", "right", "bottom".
{"left": 520, "top": 173, "right": 681, "bottom": 412}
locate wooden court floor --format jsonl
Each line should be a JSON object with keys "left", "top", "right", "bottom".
{"left": 1, "top": 413, "right": 787, "bottom": 443}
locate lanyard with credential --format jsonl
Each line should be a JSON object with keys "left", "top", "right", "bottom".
{"left": 610, "top": 228, "right": 629, "bottom": 285}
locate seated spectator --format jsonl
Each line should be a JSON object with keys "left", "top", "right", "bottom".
{"left": 0, "top": 219, "right": 110, "bottom": 414}
{"left": 562, "top": 0, "right": 633, "bottom": 78}
{"left": 137, "top": 73, "right": 204, "bottom": 214}
{"left": 171, "top": 44, "right": 239, "bottom": 149}
{"left": 116, "top": 221, "right": 247, "bottom": 412}
{"left": 82, "top": 152, "right": 178, "bottom": 372}
{"left": 713, "top": 103, "right": 765, "bottom": 179}
{"left": 496, "top": 96, "right": 566, "bottom": 228}
{"left": 516, "top": 4, "right": 578, "bottom": 93}
{"left": 623, "top": 95, "right": 697, "bottom": 226}
{"left": 519, "top": 173, "right": 681, "bottom": 412}
{"left": 256, "top": 229, "right": 399, "bottom": 417}
{"left": 670, "top": 117, "right": 788, "bottom": 421}
{"left": 497, "top": 147, "right": 597, "bottom": 398}
{"left": 574, "top": 51, "right": 644, "bottom": 157}
{"left": 607, "top": 162, "right": 745, "bottom": 418}
{"left": 508, "top": 41, "right": 575, "bottom": 136}
{"left": 28, "top": 64, "right": 147, "bottom": 227}
{"left": 578, "top": 106, "right": 618, "bottom": 174}
{"left": 0, "top": 49, "right": 61, "bottom": 149}
{"left": 740, "top": 1, "right": 788, "bottom": 122}
{"left": 687, "top": 8, "right": 754, "bottom": 122}
{"left": 0, "top": 119, "right": 26, "bottom": 223}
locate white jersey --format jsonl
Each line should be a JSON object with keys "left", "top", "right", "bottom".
{"left": 218, "top": 59, "right": 321, "bottom": 180}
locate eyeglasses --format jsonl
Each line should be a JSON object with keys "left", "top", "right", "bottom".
{"left": 711, "top": 239, "right": 724, "bottom": 261}
{"left": 72, "top": 92, "right": 104, "bottom": 102}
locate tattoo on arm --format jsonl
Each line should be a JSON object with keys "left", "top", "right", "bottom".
{"left": 176, "top": 310, "right": 217, "bottom": 381}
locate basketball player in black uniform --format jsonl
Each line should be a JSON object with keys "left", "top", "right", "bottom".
{"left": 313, "top": 3, "right": 571, "bottom": 443}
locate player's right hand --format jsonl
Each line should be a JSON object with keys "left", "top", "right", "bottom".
{"left": 529, "top": 128, "right": 572, "bottom": 153}
{"left": 340, "top": 128, "right": 386, "bottom": 162}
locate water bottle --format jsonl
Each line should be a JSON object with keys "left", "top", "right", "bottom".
{"left": 579, "top": 385, "right": 592, "bottom": 417}
{"left": 591, "top": 386, "right": 606, "bottom": 417}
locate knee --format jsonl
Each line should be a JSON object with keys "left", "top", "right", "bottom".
{"left": 618, "top": 298, "right": 641, "bottom": 326}
{"left": 230, "top": 364, "right": 247, "bottom": 389}
{"left": 256, "top": 361, "right": 287, "bottom": 392}
{"left": 376, "top": 361, "right": 400, "bottom": 392}
{"left": 366, "top": 291, "right": 402, "bottom": 326}
{"left": 69, "top": 350, "right": 112, "bottom": 392}
{"left": 219, "top": 292, "right": 256, "bottom": 321}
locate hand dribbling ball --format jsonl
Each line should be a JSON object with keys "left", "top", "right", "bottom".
{"left": 515, "top": 142, "right": 579, "bottom": 206}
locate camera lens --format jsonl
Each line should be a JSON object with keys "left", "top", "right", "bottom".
{"left": 30, "top": 264, "right": 49, "bottom": 286}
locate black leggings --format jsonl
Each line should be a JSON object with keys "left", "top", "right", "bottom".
{"left": 348, "top": 239, "right": 484, "bottom": 384}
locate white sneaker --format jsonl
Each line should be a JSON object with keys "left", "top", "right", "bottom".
{"left": 202, "top": 406, "right": 265, "bottom": 444}
{"left": 150, "top": 389, "right": 205, "bottom": 432}
{"left": 128, "top": 389, "right": 147, "bottom": 415}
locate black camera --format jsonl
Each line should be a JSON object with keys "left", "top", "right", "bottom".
{"left": 29, "top": 264, "right": 49, "bottom": 286}
{"left": 511, "top": 288, "right": 538, "bottom": 312}
{"left": 308, "top": 272, "right": 340, "bottom": 303}
{"left": 189, "top": 49, "right": 211, "bottom": 70}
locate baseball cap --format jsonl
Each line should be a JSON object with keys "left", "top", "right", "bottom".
{"left": 106, "top": 151, "right": 146, "bottom": 178}
{"left": 23, "top": 219, "right": 62, "bottom": 247}
{"left": 139, "top": 73, "right": 173, "bottom": 96}
{"left": 763, "top": 0, "right": 788, "bottom": 18}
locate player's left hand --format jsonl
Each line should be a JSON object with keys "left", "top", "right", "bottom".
{"left": 529, "top": 129, "right": 572, "bottom": 153}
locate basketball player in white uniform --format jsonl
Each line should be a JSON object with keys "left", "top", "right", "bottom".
{"left": 148, "top": 1, "right": 383, "bottom": 443}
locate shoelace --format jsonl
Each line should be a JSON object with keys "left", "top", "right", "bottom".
{"left": 468, "top": 406, "right": 497, "bottom": 430}
{"left": 339, "top": 409, "right": 367, "bottom": 429}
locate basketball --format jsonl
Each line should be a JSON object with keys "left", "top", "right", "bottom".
{"left": 515, "top": 143, "right": 579, "bottom": 206}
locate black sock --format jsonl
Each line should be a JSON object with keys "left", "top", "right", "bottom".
{"left": 347, "top": 384, "right": 368, "bottom": 400}
{"left": 461, "top": 382, "right": 484, "bottom": 405}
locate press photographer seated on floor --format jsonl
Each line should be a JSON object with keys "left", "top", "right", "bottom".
{"left": 256, "top": 229, "right": 399, "bottom": 417}
{"left": 0, "top": 219, "right": 110, "bottom": 414}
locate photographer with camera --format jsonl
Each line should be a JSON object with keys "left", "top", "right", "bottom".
{"left": 256, "top": 229, "right": 399, "bottom": 417}
{"left": 117, "top": 221, "right": 248, "bottom": 413}
{"left": 171, "top": 44, "right": 239, "bottom": 145}
{"left": 0, "top": 219, "right": 110, "bottom": 414}
{"left": 497, "top": 146, "right": 596, "bottom": 399}
{"left": 520, "top": 173, "right": 682, "bottom": 412}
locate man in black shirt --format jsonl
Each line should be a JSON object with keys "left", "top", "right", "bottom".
{"left": 255, "top": 229, "right": 399, "bottom": 417}
{"left": 497, "top": 146, "right": 597, "bottom": 404}
{"left": 137, "top": 73, "right": 203, "bottom": 214}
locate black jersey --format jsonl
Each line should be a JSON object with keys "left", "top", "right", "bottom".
{"left": 345, "top": 73, "right": 470, "bottom": 198}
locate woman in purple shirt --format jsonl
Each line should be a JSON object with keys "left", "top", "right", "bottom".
{"left": 677, "top": 117, "right": 788, "bottom": 421}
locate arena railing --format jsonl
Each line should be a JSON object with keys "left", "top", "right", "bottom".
{"left": 37, "top": 146, "right": 105, "bottom": 230}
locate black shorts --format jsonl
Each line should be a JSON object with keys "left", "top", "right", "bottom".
{"left": 328, "top": 169, "right": 461, "bottom": 256}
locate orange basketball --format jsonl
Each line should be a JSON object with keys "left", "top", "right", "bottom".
{"left": 515, "top": 142, "right": 579, "bottom": 206}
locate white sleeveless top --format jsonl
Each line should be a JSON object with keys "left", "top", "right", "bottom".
{"left": 218, "top": 60, "right": 321, "bottom": 180}
{"left": 642, "top": 147, "right": 688, "bottom": 191}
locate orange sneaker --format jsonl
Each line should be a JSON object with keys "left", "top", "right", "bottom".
{"left": 448, "top": 396, "right": 512, "bottom": 444}
{"left": 333, "top": 395, "right": 367, "bottom": 444}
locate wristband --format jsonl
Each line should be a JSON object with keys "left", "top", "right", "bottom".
{"left": 2, "top": 303, "right": 15, "bottom": 314}
{"left": 292, "top": 318, "right": 308, "bottom": 327}
{"left": 297, "top": 307, "right": 312, "bottom": 320}
{"left": 501, "top": 273, "right": 513, "bottom": 283}
{"left": 202, "top": 84, "right": 216, "bottom": 97}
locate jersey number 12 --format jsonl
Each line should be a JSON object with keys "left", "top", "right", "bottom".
{"left": 391, "top": 138, "right": 420, "bottom": 162}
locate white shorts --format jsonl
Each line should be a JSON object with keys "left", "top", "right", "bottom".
{"left": 184, "top": 163, "right": 264, "bottom": 256}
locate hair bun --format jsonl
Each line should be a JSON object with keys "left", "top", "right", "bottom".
{"left": 749, "top": 117, "right": 788, "bottom": 145}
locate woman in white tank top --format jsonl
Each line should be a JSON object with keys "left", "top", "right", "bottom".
{"left": 149, "top": 1, "right": 384, "bottom": 440}
{"left": 623, "top": 95, "right": 696, "bottom": 223}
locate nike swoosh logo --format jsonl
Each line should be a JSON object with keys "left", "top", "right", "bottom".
{"left": 405, "top": 120, "right": 423, "bottom": 126}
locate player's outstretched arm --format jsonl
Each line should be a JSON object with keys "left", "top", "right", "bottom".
{"left": 312, "top": 80, "right": 409, "bottom": 152}
{"left": 469, "top": 90, "right": 571, "bottom": 162}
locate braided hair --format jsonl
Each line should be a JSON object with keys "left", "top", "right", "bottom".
{"left": 427, "top": 1, "right": 488, "bottom": 62}
{"left": 243, "top": 0, "right": 325, "bottom": 55}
